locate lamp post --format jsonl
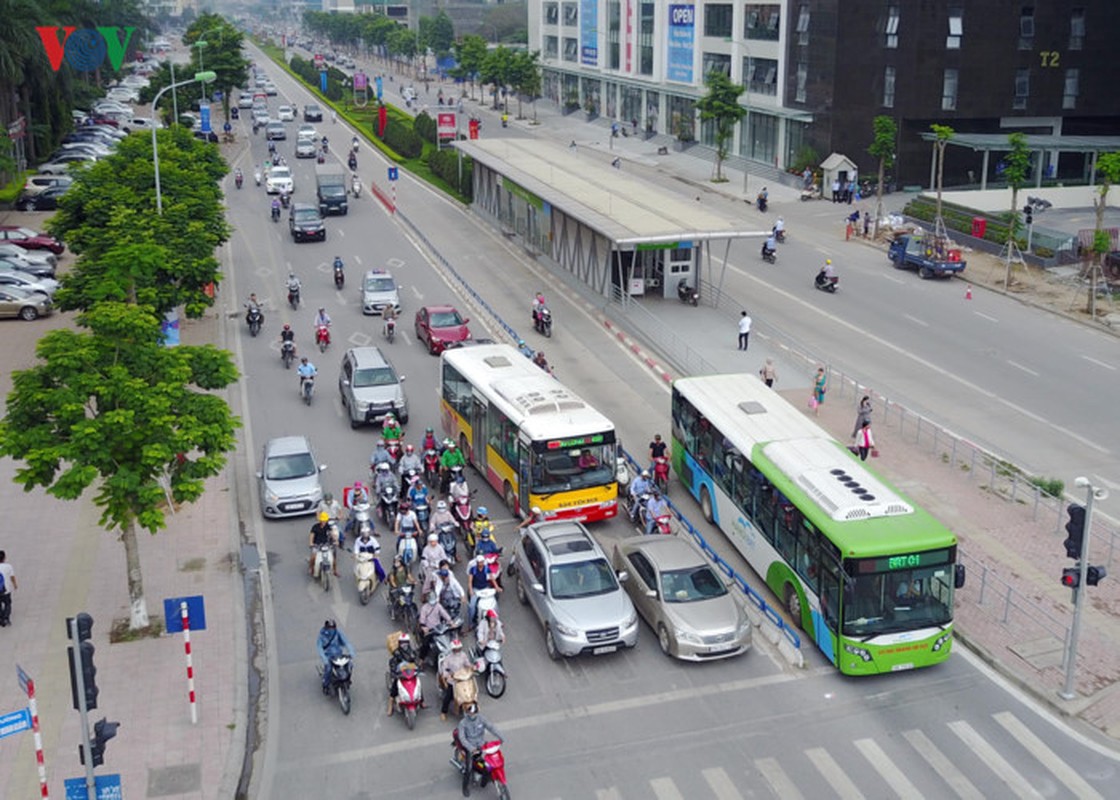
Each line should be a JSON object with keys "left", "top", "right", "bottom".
{"left": 170, "top": 60, "right": 178, "bottom": 123}
{"left": 152, "top": 71, "right": 216, "bottom": 215}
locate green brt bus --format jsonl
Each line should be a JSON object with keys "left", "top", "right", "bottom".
{"left": 671, "top": 374, "right": 963, "bottom": 674}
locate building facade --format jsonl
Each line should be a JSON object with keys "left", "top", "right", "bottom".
{"left": 530, "top": 1, "right": 1120, "bottom": 185}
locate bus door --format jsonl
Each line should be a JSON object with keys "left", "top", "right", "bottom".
{"left": 471, "top": 397, "right": 488, "bottom": 474}
{"left": 518, "top": 442, "right": 532, "bottom": 513}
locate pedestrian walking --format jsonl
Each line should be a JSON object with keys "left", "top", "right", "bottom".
{"left": 811, "top": 367, "right": 827, "bottom": 416}
{"left": 759, "top": 358, "right": 777, "bottom": 388}
{"left": 0, "top": 550, "right": 17, "bottom": 627}
{"left": 855, "top": 419, "right": 875, "bottom": 461}
{"left": 852, "top": 395, "right": 873, "bottom": 437}
{"left": 863, "top": 210, "right": 871, "bottom": 238}
{"left": 738, "top": 311, "right": 752, "bottom": 351}
{"left": 831, "top": 179, "right": 840, "bottom": 203}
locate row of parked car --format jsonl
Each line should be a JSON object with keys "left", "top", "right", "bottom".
{"left": 0, "top": 231, "right": 61, "bottom": 320}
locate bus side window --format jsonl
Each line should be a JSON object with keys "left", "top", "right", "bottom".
{"left": 773, "top": 496, "right": 797, "bottom": 564}
{"left": 796, "top": 520, "right": 820, "bottom": 593}
{"left": 819, "top": 562, "right": 840, "bottom": 630}
{"left": 730, "top": 455, "right": 748, "bottom": 508}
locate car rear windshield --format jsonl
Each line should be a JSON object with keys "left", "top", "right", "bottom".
{"left": 660, "top": 566, "right": 728, "bottom": 603}
{"left": 294, "top": 209, "right": 319, "bottom": 222}
{"left": 549, "top": 558, "right": 618, "bottom": 599}
{"left": 364, "top": 276, "right": 395, "bottom": 292}
{"left": 353, "top": 366, "right": 397, "bottom": 388}
{"left": 430, "top": 310, "right": 463, "bottom": 328}
{"left": 265, "top": 452, "right": 316, "bottom": 480}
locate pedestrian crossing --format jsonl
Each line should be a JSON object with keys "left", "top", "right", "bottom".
{"left": 563, "top": 711, "right": 1107, "bottom": 800}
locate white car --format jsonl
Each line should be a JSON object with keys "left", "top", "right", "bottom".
{"left": 92, "top": 101, "right": 131, "bottom": 114}
{"left": 265, "top": 165, "right": 294, "bottom": 195}
{"left": 124, "top": 117, "right": 159, "bottom": 131}
{"left": 0, "top": 243, "right": 57, "bottom": 269}
{"left": 238, "top": 94, "right": 254, "bottom": 109}
{"left": 297, "top": 123, "right": 318, "bottom": 140}
{"left": 277, "top": 105, "right": 295, "bottom": 122}
{"left": 39, "top": 153, "right": 98, "bottom": 174}
{"left": 107, "top": 88, "right": 139, "bottom": 103}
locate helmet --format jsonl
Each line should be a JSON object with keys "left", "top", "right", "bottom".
{"left": 377, "top": 439, "right": 385, "bottom": 448}
{"left": 323, "top": 619, "right": 336, "bottom": 629}
{"left": 826, "top": 259, "right": 832, "bottom": 265}
{"left": 283, "top": 323, "right": 290, "bottom": 330}
{"left": 317, "top": 512, "right": 329, "bottom": 522}
{"left": 464, "top": 702, "right": 478, "bottom": 716}
{"left": 353, "top": 481, "right": 363, "bottom": 490}
{"left": 428, "top": 533, "right": 438, "bottom": 542}
{"left": 426, "top": 427, "right": 433, "bottom": 433}
{"left": 405, "top": 444, "right": 414, "bottom": 453}
{"left": 531, "top": 506, "right": 542, "bottom": 515}
{"left": 480, "top": 529, "right": 491, "bottom": 540}
{"left": 398, "top": 632, "right": 410, "bottom": 643}
{"left": 428, "top": 592, "right": 439, "bottom": 605}
{"left": 324, "top": 492, "right": 334, "bottom": 502}
{"left": 451, "top": 638, "right": 463, "bottom": 651}
{"left": 477, "top": 506, "right": 489, "bottom": 517}
{"left": 399, "top": 501, "right": 410, "bottom": 511}
{"left": 517, "top": 339, "right": 525, "bottom": 347}
{"left": 640, "top": 469, "right": 650, "bottom": 478}
{"left": 376, "top": 463, "right": 390, "bottom": 473}
{"left": 437, "top": 501, "right": 447, "bottom": 512}
{"left": 475, "top": 554, "right": 486, "bottom": 564}
{"left": 486, "top": 609, "right": 497, "bottom": 619}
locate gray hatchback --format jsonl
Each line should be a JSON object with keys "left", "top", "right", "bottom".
{"left": 256, "top": 436, "right": 326, "bottom": 518}
{"left": 338, "top": 347, "right": 409, "bottom": 428}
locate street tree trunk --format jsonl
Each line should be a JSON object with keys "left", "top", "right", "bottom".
{"left": 1004, "top": 187, "right": 1020, "bottom": 291}
{"left": 121, "top": 519, "right": 150, "bottom": 629}
{"left": 873, "top": 156, "right": 885, "bottom": 239}
{"left": 935, "top": 141, "right": 946, "bottom": 224}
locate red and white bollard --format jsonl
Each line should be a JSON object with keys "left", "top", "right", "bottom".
{"left": 26, "top": 678, "right": 48, "bottom": 799}
{"left": 181, "top": 601, "right": 198, "bottom": 724}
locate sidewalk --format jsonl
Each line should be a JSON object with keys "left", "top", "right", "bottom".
{"left": 0, "top": 310, "right": 245, "bottom": 800}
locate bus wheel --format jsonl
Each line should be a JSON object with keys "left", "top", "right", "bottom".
{"left": 700, "top": 486, "right": 714, "bottom": 523}
{"left": 785, "top": 585, "right": 803, "bottom": 629}
{"left": 503, "top": 481, "right": 517, "bottom": 513}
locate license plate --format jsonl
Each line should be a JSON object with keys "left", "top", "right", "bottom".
{"left": 891, "top": 662, "right": 915, "bottom": 672}
{"left": 592, "top": 645, "right": 617, "bottom": 655}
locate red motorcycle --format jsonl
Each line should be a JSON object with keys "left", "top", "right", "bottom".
{"left": 387, "top": 661, "right": 423, "bottom": 730}
{"left": 451, "top": 734, "right": 509, "bottom": 799}
{"left": 315, "top": 324, "right": 331, "bottom": 353}
{"left": 385, "top": 438, "right": 402, "bottom": 464}
{"left": 652, "top": 456, "right": 670, "bottom": 495}
{"left": 423, "top": 448, "right": 440, "bottom": 488}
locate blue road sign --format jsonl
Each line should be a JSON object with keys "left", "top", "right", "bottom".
{"left": 163, "top": 595, "right": 206, "bottom": 633}
{"left": 64, "top": 774, "right": 122, "bottom": 800}
{"left": 388, "top": 167, "right": 399, "bottom": 182}
{"left": 0, "top": 707, "right": 31, "bottom": 739}
{"left": 17, "top": 663, "right": 30, "bottom": 693}
{"left": 199, "top": 101, "right": 211, "bottom": 134}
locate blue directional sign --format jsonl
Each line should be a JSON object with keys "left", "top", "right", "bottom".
{"left": 17, "top": 663, "right": 30, "bottom": 693}
{"left": 64, "top": 774, "right": 122, "bottom": 800}
{"left": 199, "top": 101, "right": 211, "bottom": 134}
{"left": 388, "top": 167, "right": 399, "bottom": 182}
{"left": 0, "top": 708, "right": 31, "bottom": 739}
{"left": 163, "top": 594, "right": 206, "bottom": 633}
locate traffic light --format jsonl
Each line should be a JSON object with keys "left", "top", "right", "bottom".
{"left": 1087, "top": 565, "right": 1107, "bottom": 587}
{"left": 88, "top": 718, "right": 118, "bottom": 767}
{"left": 1023, "top": 204, "right": 1033, "bottom": 225}
{"left": 1064, "top": 503, "right": 1086, "bottom": 559}
{"left": 67, "top": 613, "right": 98, "bottom": 711}
{"left": 1061, "top": 567, "right": 1080, "bottom": 588}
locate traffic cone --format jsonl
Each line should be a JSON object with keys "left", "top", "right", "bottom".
{"left": 965, "top": 284, "right": 972, "bottom": 300}
{"left": 846, "top": 222, "right": 853, "bottom": 241}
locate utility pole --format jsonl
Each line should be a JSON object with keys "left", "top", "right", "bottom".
{"left": 1059, "top": 477, "right": 1109, "bottom": 700}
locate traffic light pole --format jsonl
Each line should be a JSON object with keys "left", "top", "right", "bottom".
{"left": 1060, "top": 478, "right": 1108, "bottom": 700}
{"left": 67, "top": 617, "right": 97, "bottom": 794}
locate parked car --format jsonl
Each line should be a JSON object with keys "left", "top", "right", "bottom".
{"left": 613, "top": 535, "right": 752, "bottom": 660}
{"left": 17, "top": 185, "right": 70, "bottom": 211}
{"left": 0, "top": 286, "right": 53, "bottom": 321}
{"left": 360, "top": 269, "right": 401, "bottom": 315}
{"left": 288, "top": 203, "right": 326, "bottom": 243}
{"left": 414, "top": 305, "right": 471, "bottom": 354}
{"left": 277, "top": 105, "right": 295, "bottom": 121}
{"left": 256, "top": 435, "right": 326, "bottom": 519}
{"left": 0, "top": 271, "right": 59, "bottom": 298}
{"left": 0, "top": 226, "right": 64, "bottom": 255}
{"left": 338, "top": 346, "right": 409, "bottom": 428}
{"left": 124, "top": 117, "right": 158, "bottom": 131}
{"left": 0, "top": 257, "right": 56, "bottom": 280}
{"left": 22, "top": 174, "right": 73, "bottom": 197}
{"left": 303, "top": 103, "right": 323, "bottom": 122}
{"left": 238, "top": 93, "right": 254, "bottom": 109}
{"left": 513, "top": 521, "right": 639, "bottom": 660}
{"left": 0, "top": 243, "right": 56, "bottom": 269}
{"left": 38, "top": 153, "right": 98, "bottom": 174}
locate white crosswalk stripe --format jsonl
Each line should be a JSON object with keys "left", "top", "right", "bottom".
{"left": 650, "top": 777, "right": 685, "bottom": 800}
{"left": 755, "top": 757, "right": 805, "bottom": 800}
{"left": 901, "top": 729, "right": 984, "bottom": 800}
{"left": 949, "top": 720, "right": 1044, "bottom": 800}
{"left": 855, "top": 738, "right": 923, "bottom": 798}
{"left": 702, "top": 767, "right": 745, "bottom": 800}
{"left": 806, "top": 746, "right": 866, "bottom": 800}
{"left": 993, "top": 711, "right": 1105, "bottom": 800}
{"left": 595, "top": 789, "right": 623, "bottom": 800}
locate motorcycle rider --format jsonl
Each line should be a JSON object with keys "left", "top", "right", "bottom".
{"left": 382, "top": 413, "right": 404, "bottom": 443}
{"left": 761, "top": 232, "right": 778, "bottom": 261}
{"left": 351, "top": 135, "right": 360, "bottom": 153}
{"left": 348, "top": 151, "right": 358, "bottom": 171}
{"left": 395, "top": 500, "right": 421, "bottom": 561}
{"left": 309, "top": 512, "right": 338, "bottom": 577}
{"left": 628, "top": 470, "right": 654, "bottom": 522}
{"left": 370, "top": 440, "right": 393, "bottom": 471}
{"left": 430, "top": 501, "right": 460, "bottom": 562}
{"left": 455, "top": 702, "right": 504, "bottom": 792}
{"left": 440, "top": 441, "right": 467, "bottom": 494}
{"left": 253, "top": 166, "right": 262, "bottom": 186}
{"left": 817, "top": 258, "right": 837, "bottom": 288}
{"left": 234, "top": 168, "right": 243, "bottom": 188}
{"left": 421, "top": 426, "right": 439, "bottom": 453}
{"left": 773, "top": 216, "right": 786, "bottom": 241}
{"left": 318, "top": 491, "right": 342, "bottom": 527}
{"left": 532, "top": 351, "right": 551, "bottom": 373}
{"left": 471, "top": 507, "right": 495, "bottom": 551}
{"left": 316, "top": 619, "right": 356, "bottom": 694}
{"left": 386, "top": 553, "right": 416, "bottom": 608}
{"left": 440, "top": 639, "right": 475, "bottom": 723}
{"left": 353, "top": 526, "right": 385, "bottom": 584}
{"left": 475, "top": 607, "right": 505, "bottom": 649}
{"left": 649, "top": 434, "right": 668, "bottom": 465}
{"left": 425, "top": 559, "right": 465, "bottom": 608}
{"left": 531, "top": 291, "right": 546, "bottom": 327}
{"left": 297, "top": 357, "right": 317, "bottom": 395}
{"left": 467, "top": 554, "right": 501, "bottom": 631}
{"left": 314, "top": 306, "right": 332, "bottom": 329}
{"left": 382, "top": 304, "right": 398, "bottom": 337}
{"left": 279, "top": 323, "right": 295, "bottom": 360}
{"left": 343, "top": 482, "right": 370, "bottom": 539}
{"left": 418, "top": 591, "right": 453, "bottom": 662}
{"left": 644, "top": 488, "right": 670, "bottom": 536}
{"left": 386, "top": 632, "right": 421, "bottom": 716}
{"left": 421, "top": 532, "right": 448, "bottom": 577}
{"left": 270, "top": 197, "right": 281, "bottom": 221}
{"left": 398, "top": 444, "right": 423, "bottom": 496}
{"left": 286, "top": 273, "right": 302, "bottom": 306}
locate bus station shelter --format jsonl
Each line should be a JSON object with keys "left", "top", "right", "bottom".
{"left": 453, "top": 138, "right": 761, "bottom": 301}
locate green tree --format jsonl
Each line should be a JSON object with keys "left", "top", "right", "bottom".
{"left": 1002, "top": 131, "right": 1032, "bottom": 289}
{"left": 480, "top": 46, "right": 516, "bottom": 110}
{"left": 0, "top": 302, "right": 240, "bottom": 629}
{"left": 510, "top": 50, "right": 542, "bottom": 121}
{"left": 425, "top": 11, "right": 455, "bottom": 56}
{"left": 183, "top": 13, "right": 250, "bottom": 121}
{"left": 1089, "top": 152, "right": 1120, "bottom": 315}
{"left": 450, "top": 35, "right": 488, "bottom": 101}
{"left": 695, "top": 71, "right": 746, "bottom": 182}
{"left": 930, "top": 124, "right": 955, "bottom": 228}
{"left": 47, "top": 127, "right": 229, "bottom": 318}
{"left": 867, "top": 115, "right": 897, "bottom": 239}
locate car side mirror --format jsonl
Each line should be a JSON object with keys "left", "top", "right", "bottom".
{"left": 954, "top": 564, "right": 966, "bottom": 589}
{"left": 463, "top": 318, "right": 470, "bottom": 325}
{"left": 530, "top": 582, "right": 545, "bottom": 594}
{"left": 319, "top": 464, "right": 328, "bottom": 472}
{"left": 644, "top": 589, "right": 657, "bottom": 599}
{"left": 399, "top": 375, "right": 406, "bottom": 382}
{"left": 617, "top": 570, "right": 629, "bottom": 583}
{"left": 254, "top": 471, "right": 263, "bottom": 479}
{"left": 341, "top": 379, "right": 350, "bottom": 386}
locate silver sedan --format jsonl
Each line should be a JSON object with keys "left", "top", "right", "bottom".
{"left": 613, "top": 535, "right": 752, "bottom": 661}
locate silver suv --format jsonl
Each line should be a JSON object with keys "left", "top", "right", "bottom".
{"left": 338, "top": 347, "right": 408, "bottom": 429}
{"left": 360, "top": 269, "right": 401, "bottom": 315}
{"left": 514, "top": 521, "right": 639, "bottom": 660}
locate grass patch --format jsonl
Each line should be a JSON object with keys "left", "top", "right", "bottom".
{"left": 110, "top": 616, "right": 165, "bottom": 643}
{"left": 180, "top": 557, "right": 207, "bottom": 572}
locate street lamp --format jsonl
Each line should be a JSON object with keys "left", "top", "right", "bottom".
{"left": 152, "top": 71, "right": 216, "bottom": 215}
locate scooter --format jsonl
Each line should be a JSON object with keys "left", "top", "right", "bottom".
{"left": 351, "top": 175, "right": 362, "bottom": 199}
{"left": 355, "top": 547, "right": 382, "bottom": 605}
{"left": 288, "top": 285, "right": 300, "bottom": 309}
{"left": 378, "top": 483, "right": 399, "bottom": 529}
{"left": 474, "top": 639, "right": 507, "bottom": 699}
{"left": 387, "top": 661, "right": 423, "bottom": 730}
{"left": 235, "top": 171, "right": 243, "bottom": 190}
{"left": 640, "top": 507, "right": 673, "bottom": 535}
{"left": 315, "top": 324, "right": 331, "bottom": 352}
{"left": 815, "top": 269, "right": 839, "bottom": 293}
{"left": 348, "top": 152, "right": 358, "bottom": 171}
{"left": 385, "top": 438, "right": 403, "bottom": 464}
{"left": 626, "top": 491, "right": 650, "bottom": 525}
{"left": 384, "top": 316, "right": 396, "bottom": 344}
{"left": 652, "top": 456, "right": 670, "bottom": 494}
{"left": 312, "top": 542, "right": 334, "bottom": 591}
{"left": 333, "top": 259, "right": 345, "bottom": 289}
{"left": 271, "top": 203, "right": 281, "bottom": 222}
{"left": 423, "top": 448, "right": 440, "bottom": 488}
{"left": 451, "top": 734, "right": 508, "bottom": 798}
{"left": 246, "top": 307, "right": 263, "bottom": 337}
{"left": 388, "top": 583, "right": 418, "bottom": 628}
{"left": 449, "top": 664, "right": 479, "bottom": 715}
{"left": 450, "top": 482, "right": 473, "bottom": 541}
{"left": 473, "top": 587, "right": 499, "bottom": 629}
{"left": 757, "top": 195, "right": 768, "bottom": 213}
{"left": 281, "top": 339, "right": 296, "bottom": 369}
{"left": 412, "top": 489, "right": 431, "bottom": 534}
{"left": 280, "top": 191, "right": 290, "bottom": 209}
{"left": 319, "top": 653, "right": 353, "bottom": 715}
{"left": 773, "top": 227, "right": 786, "bottom": 243}
{"left": 677, "top": 278, "right": 698, "bottom": 306}
{"left": 428, "top": 620, "right": 461, "bottom": 672}
{"left": 301, "top": 375, "right": 315, "bottom": 406}
{"left": 436, "top": 519, "right": 459, "bottom": 564}
{"left": 761, "top": 244, "right": 777, "bottom": 264}
{"left": 534, "top": 306, "right": 553, "bottom": 337}
{"left": 397, "top": 527, "right": 420, "bottom": 571}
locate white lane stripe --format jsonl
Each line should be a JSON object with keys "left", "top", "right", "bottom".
{"left": 1081, "top": 355, "right": 1116, "bottom": 370}
{"left": 854, "top": 738, "right": 923, "bottom": 798}
{"left": 1007, "top": 360, "right": 1040, "bottom": 376}
{"left": 902, "top": 729, "right": 983, "bottom": 800}
{"left": 650, "top": 777, "right": 685, "bottom": 800}
{"left": 973, "top": 311, "right": 999, "bottom": 322}
{"left": 595, "top": 789, "right": 623, "bottom": 800}
{"left": 755, "top": 757, "right": 804, "bottom": 800}
{"left": 993, "top": 711, "right": 1105, "bottom": 800}
{"left": 949, "top": 720, "right": 1043, "bottom": 799}
{"left": 805, "top": 747, "right": 865, "bottom": 800}
{"left": 702, "top": 767, "right": 745, "bottom": 800}
{"left": 903, "top": 314, "right": 930, "bottom": 327}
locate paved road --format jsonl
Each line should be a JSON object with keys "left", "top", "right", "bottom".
{"left": 230, "top": 49, "right": 1120, "bottom": 798}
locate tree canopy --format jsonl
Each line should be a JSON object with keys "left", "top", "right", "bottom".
{"left": 696, "top": 71, "right": 747, "bottom": 181}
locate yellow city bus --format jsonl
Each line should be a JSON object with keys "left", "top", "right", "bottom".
{"left": 439, "top": 344, "right": 619, "bottom": 522}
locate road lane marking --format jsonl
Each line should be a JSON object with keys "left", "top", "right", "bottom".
{"left": 855, "top": 738, "right": 922, "bottom": 798}
{"left": 596, "top": 790, "right": 623, "bottom": 800}
{"left": 993, "top": 711, "right": 1104, "bottom": 800}
{"left": 903, "top": 314, "right": 929, "bottom": 327}
{"left": 702, "top": 767, "right": 745, "bottom": 800}
{"left": 973, "top": 311, "right": 999, "bottom": 322}
{"left": 949, "top": 720, "right": 1043, "bottom": 799}
{"left": 1006, "top": 360, "right": 1039, "bottom": 376}
{"left": 1081, "top": 355, "right": 1116, "bottom": 370}
{"left": 902, "top": 729, "right": 983, "bottom": 800}
{"left": 806, "top": 747, "right": 865, "bottom": 800}
{"left": 650, "top": 777, "right": 685, "bottom": 800}
{"left": 755, "top": 757, "right": 804, "bottom": 800}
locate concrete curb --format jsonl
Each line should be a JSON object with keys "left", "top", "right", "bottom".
{"left": 601, "top": 318, "right": 674, "bottom": 384}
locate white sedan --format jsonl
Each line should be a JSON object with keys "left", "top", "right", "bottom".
{"left": 297, "top": 123, "right": 318, "bottom": 140}
{"left": 265, "top": 165, "right": 294, "bottom": 195}
{"left": 277, "top": 105, "right": 295, "bottom": 122}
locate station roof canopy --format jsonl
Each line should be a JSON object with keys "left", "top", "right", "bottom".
{"left": 917, "top": 132, "right": 1120, "bottom": 154}
{"left": 454, "top": 138, "right": 761, "bottom": 246}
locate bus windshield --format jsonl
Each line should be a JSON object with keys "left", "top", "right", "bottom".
{"left": 532, "top": 443, "right": 615, "bottom": 495}
{"left": 843, "top": 568, "right": 954, "bottom": 637}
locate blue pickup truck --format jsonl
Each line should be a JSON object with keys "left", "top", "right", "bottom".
{"left": 888, "top": 234, "right": 966, "bottom": 279}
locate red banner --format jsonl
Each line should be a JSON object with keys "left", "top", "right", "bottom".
{"left": 437, "top": 112, "right": 457, "bottom": 140}
{"left": 377, "top": 105, "right": 387, "bottom": 138}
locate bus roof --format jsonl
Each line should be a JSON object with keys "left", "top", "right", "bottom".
{"left": 673, "top": 374, "right": 955, "bottom": 558}
{"left": 443, "top": 344, "right": 614, "bottom": 442}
